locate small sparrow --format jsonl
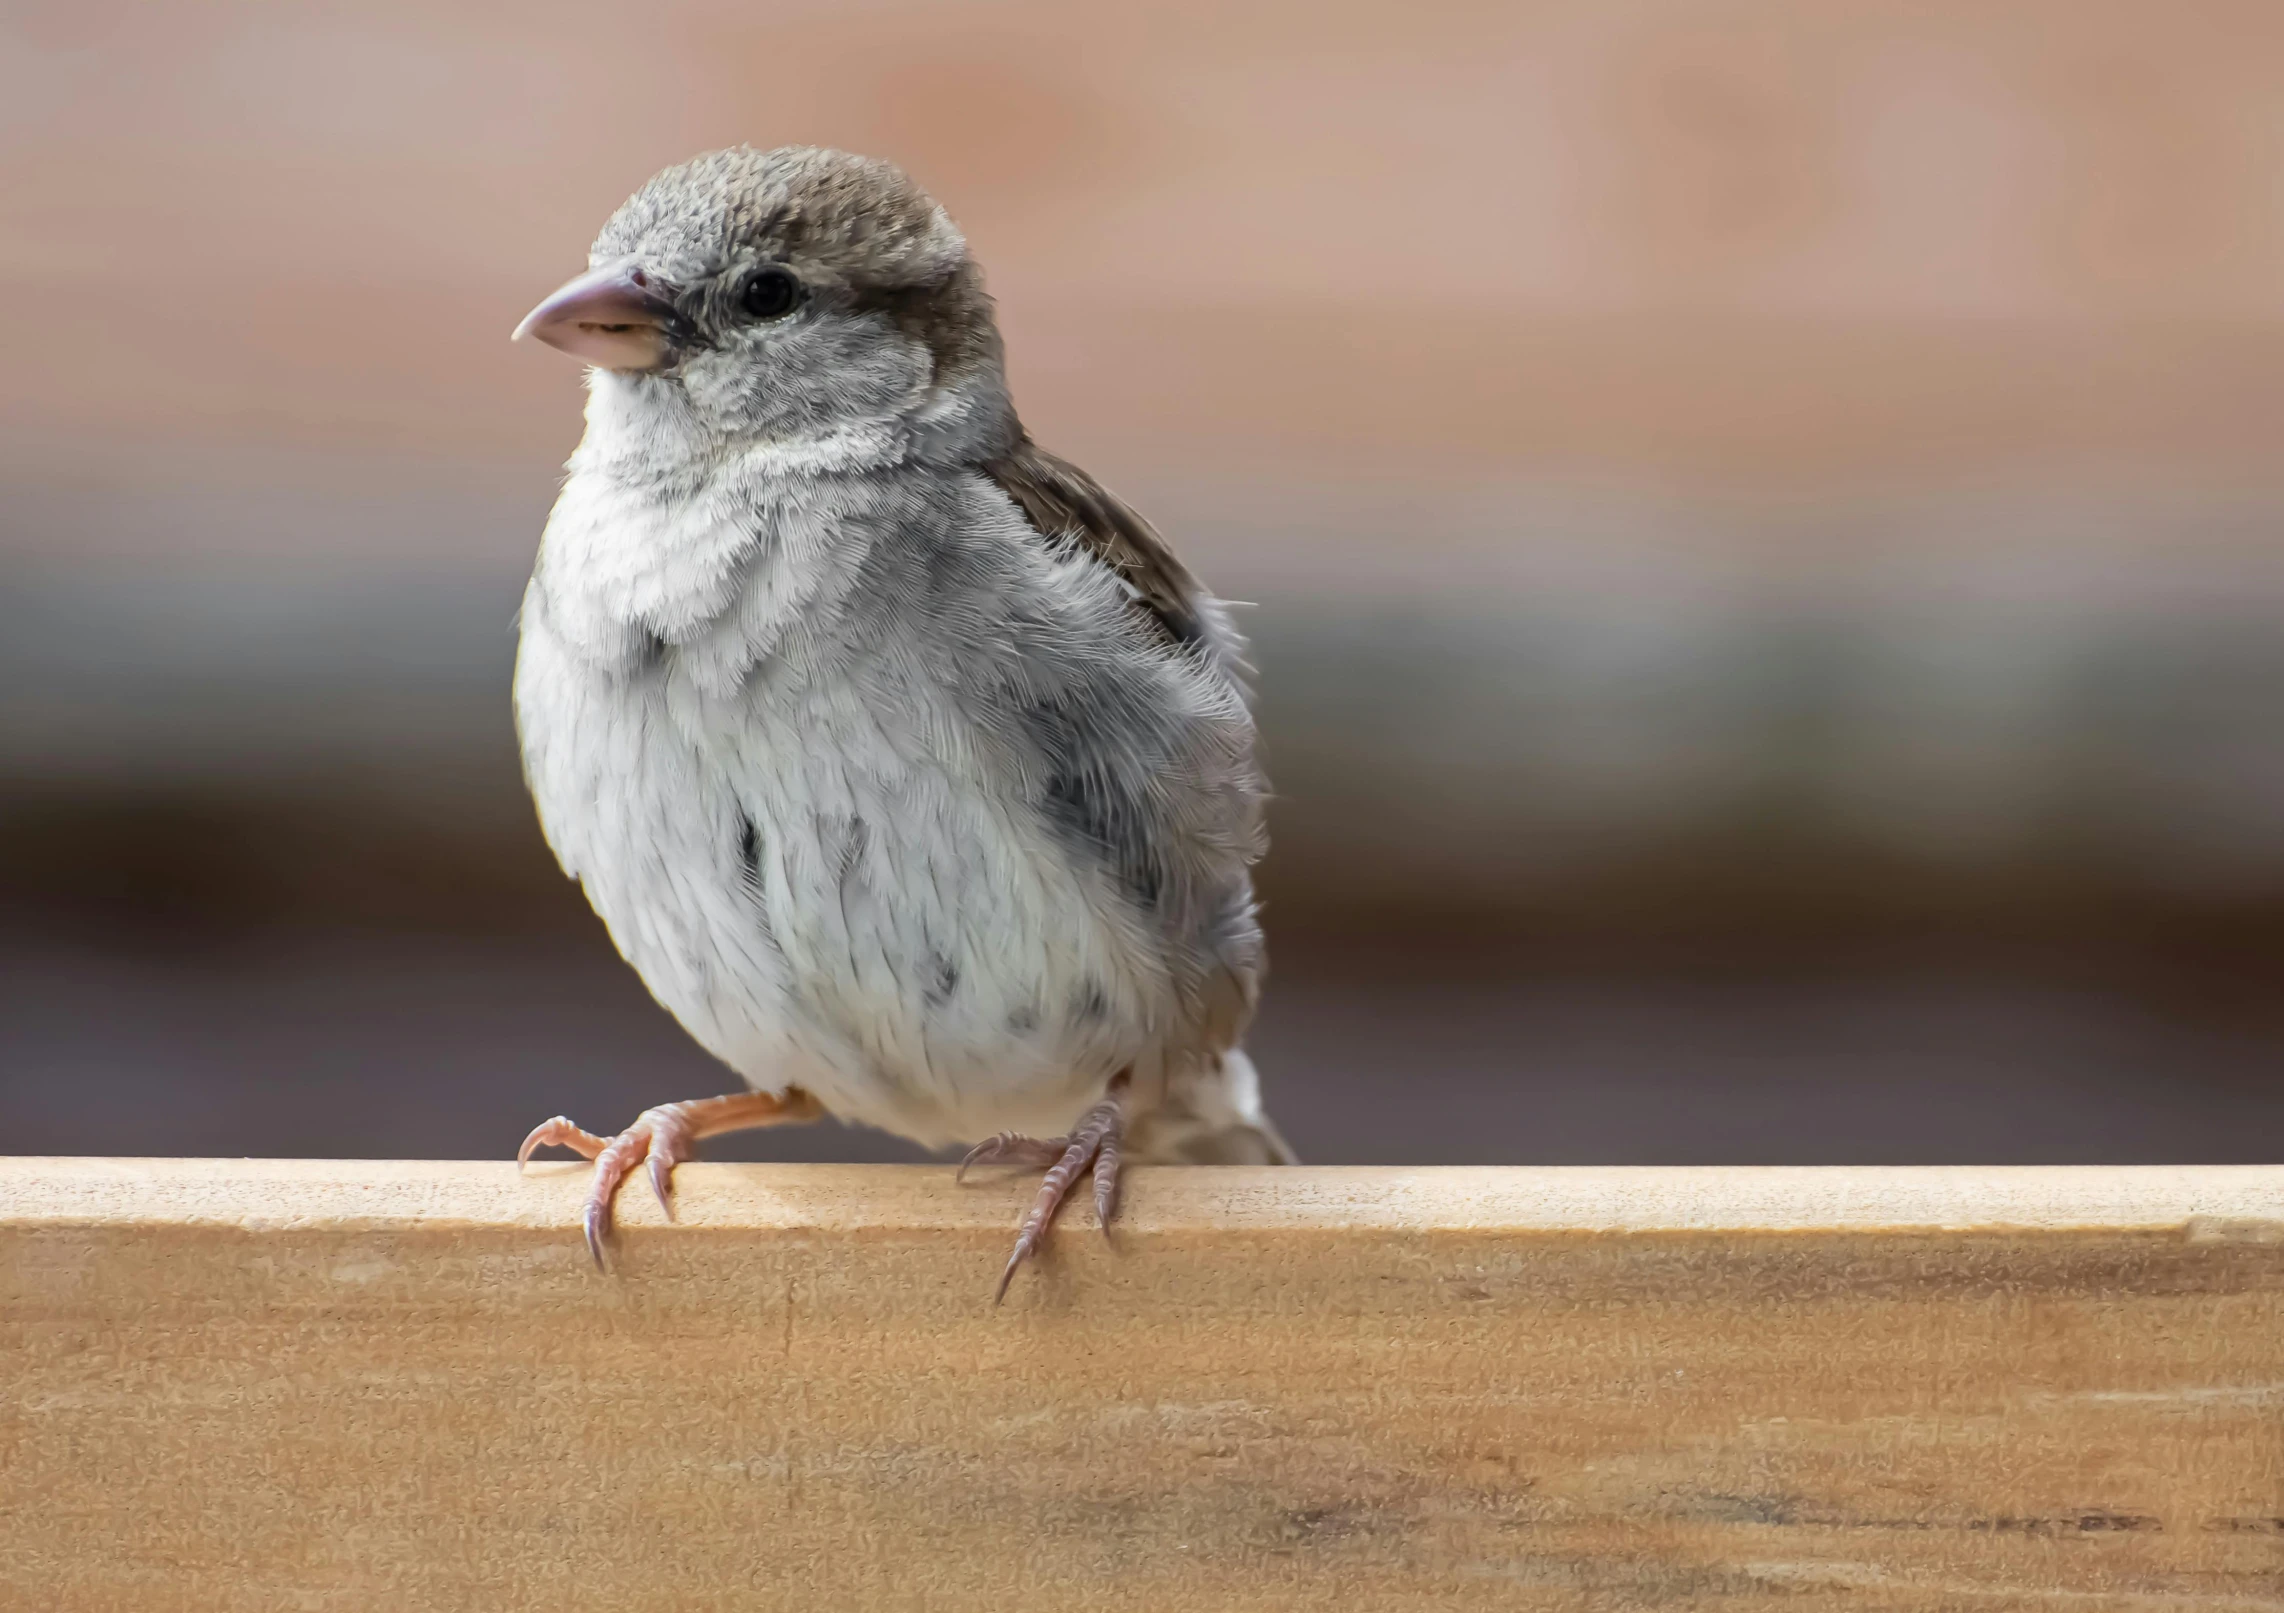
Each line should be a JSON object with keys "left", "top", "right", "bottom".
{"left": 509, "top": 146, "right": 1292, "bottom": 1299}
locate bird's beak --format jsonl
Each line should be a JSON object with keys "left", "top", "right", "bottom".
{"left": 512, "top": 258, "right": 681, "bottom": 372}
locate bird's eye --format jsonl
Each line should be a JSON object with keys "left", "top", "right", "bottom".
{"left": 739, "top": 267, "right": 803, "bottom": 320}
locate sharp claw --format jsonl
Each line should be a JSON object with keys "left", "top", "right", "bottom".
{"left": 957, "top": 1131, "right": 1014, "bottom": 1183}
{"left": 993, "top": 1238, "right": 1032, "bottom": 1306}
{"left": 649, "top": 1144, "right": 676, "bottom": 1220}
{"left": 516, "top": 1118, "right": 558, "bottom": 1169}
{"left": 583, "top": 1202, "right": 610, "bottom": 1271}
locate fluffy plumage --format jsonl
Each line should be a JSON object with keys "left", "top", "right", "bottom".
{"left": 511, "top": 147, "right": 1290, "bottom": 1279}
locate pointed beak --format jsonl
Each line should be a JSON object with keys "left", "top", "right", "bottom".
{"left": 512, "top": 258, "right": 681, "bottom": 372}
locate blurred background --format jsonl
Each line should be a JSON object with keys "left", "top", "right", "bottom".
{"left": 5, "top": 0, "right": 2282, "bottom": 1165}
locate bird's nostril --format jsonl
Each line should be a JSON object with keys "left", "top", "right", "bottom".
{"left": 629, "top": 267, "right": 649, "bottom": 287}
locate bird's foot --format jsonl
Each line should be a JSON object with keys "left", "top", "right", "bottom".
{"left": 958, "top": 1078, "right": 1127, "bottom": 1304}
{"left": 517, "top": 1089, "right": 821, "bottom": 1269}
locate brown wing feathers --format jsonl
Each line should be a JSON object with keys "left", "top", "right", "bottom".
{"left": 981, "top": 437, "right": 1205, "bottom": 648}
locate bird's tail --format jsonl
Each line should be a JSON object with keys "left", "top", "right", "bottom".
{"left": 1127, "top": 1048, "right": 1297, "bottom": 1165}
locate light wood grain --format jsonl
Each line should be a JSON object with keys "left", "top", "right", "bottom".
{"left": 4, "top": 1160, "right": 2281, "bottom": 1611}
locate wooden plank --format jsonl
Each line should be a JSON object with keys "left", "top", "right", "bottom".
{"left": 3, "top": 1159, "right": 2280, "bottom": 1611}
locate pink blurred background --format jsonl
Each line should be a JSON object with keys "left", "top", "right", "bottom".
{"left": 6, "top": 0, "right": 2283, "bottom": 1163}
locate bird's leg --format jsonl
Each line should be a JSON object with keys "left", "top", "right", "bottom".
{"left": 518, "top": 1089, "right": 822, "bottom": 1269}
{"left": 958, "top": 1074, "right": 1129, "bottom": 1304}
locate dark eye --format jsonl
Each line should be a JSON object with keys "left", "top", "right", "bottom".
{"left": 739, "top": 266, "right": 802, "bottom": 320}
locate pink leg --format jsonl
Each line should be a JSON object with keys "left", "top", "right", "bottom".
{"left": 957, "top": 1076, "right": 1128, "bottom": 1304}
{"left": 518, "top": 1088, "right": 822, "bottom": 1268}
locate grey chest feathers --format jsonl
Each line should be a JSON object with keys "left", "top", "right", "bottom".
{"left": 512, "top": 454, "right": 1265, "bottom": 1147}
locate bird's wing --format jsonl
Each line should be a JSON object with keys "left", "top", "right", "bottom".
{"left": 980, "top": 436, "right": 1206, "bottom": 649}
{"left": 981, "top": 434, "right": 1266, "bottom": 1063}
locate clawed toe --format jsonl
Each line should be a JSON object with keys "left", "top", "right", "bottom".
{"left": 574, "top": 1116, "right": 671, "bottom": 1268}
{"left": 519, "top": 1113, "right": 645, "bottom": 1264}
{"left": 521, "top": 1109, "right": 700, "bottom": 1269}
{"left": 514, "top": 1089, "right": 822, "bottom": 1270}
{"left": 959, "top": 1084, "right": 1128, "bottom": 1305}
{"left": 517, "top": 1116, "right": 609, "bottom": 1167}
{"left": 956, "top": 1132, "right": 1070, "bottom": 1181}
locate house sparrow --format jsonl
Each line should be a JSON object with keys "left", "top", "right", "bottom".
{"left": 509, "top": 146, "right": 1292, "bottom": 1300}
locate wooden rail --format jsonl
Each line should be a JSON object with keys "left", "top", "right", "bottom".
{"left": 4, "top": 1159, "right": 2280, "bottom": 1610}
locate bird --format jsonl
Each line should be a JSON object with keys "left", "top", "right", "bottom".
{"left": 507, "top": 145, "right": 1292, "bottom": 1300}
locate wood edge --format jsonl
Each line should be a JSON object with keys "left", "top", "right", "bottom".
{"left": 2, "top": 1158, "right": 2279, "bottom": 1238}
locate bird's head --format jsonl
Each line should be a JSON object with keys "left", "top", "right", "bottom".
{"left": 515, "top": 146, "right": 1011, "bottom": 455}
